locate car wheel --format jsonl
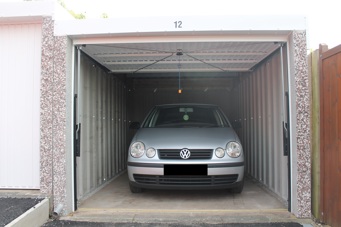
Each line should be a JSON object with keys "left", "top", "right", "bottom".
{"left": 129, "top": 183, "right": 143, "bottom": 193}
{"left": 231, "top": 179, "right": 244, "bottom": 194}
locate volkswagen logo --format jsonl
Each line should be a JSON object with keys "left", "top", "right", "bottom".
{"left": 180, "top": 149, "right": 191, "bottom": 159}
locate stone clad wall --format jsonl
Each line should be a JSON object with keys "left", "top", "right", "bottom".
{"left": 293, "top": 31, "right": 311, "bottom": 218}
{"left": 40, "top": 16, "right": 68, "bottom": 215}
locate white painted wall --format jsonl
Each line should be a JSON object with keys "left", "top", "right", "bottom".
{"left": 0, "top": 22, "right": 42, "bottom": 189}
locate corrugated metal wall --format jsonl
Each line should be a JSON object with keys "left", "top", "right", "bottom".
{"left": 233, "top": 50, "right": 288, "bottom": 201}
{"left": 77, "top": 54, "right": 127, "bottom": 200}
{"left": 0, "top": 23, "right": 41, "bottom": 189}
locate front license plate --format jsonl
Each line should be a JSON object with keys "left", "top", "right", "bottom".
{"left": 164, "top": 165, "right": 207, "bottom": 175}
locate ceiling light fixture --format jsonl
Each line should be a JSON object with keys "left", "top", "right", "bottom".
{"left": 177, "top": 49, "right": 183, "bottom": 94}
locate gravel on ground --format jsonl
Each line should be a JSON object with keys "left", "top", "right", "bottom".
{"left": 0, "top": 197, "right": 43, "bottom": 227}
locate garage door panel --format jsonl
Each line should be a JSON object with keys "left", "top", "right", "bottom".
{"left": 0, "top": 23, "right": 41, "bottom": 189}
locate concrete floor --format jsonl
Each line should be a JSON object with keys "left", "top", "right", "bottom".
{"left": 78, "top": 173, "right": 285, "bottom": 210}
{"left": 62, "top": 173, "right": 317, "bottom": 226}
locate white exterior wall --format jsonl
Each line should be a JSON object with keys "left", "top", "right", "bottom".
{"left": 0, "top": 22, "right": 42, "bottom": 189}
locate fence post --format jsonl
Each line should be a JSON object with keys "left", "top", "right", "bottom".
{"left": 310, "top": 46, "right": 322, "bottom": 221}
{"left": 311, "top": 44, "right": 328, "bottom": 221}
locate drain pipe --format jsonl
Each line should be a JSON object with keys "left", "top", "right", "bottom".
{"left": 53, "top": 204, "right": 64, "bottom": 216}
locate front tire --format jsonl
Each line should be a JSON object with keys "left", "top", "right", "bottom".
{"left": 129, "top": 183, "right": 143, "bottom": 193}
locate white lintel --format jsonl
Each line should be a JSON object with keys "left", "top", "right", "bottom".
{"left": 54, "top": 15, "right": 306, "bottom": 37}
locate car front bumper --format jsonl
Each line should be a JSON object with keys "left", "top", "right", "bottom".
{"left": 127, "top": 162, "right": 244, "bottom": 190}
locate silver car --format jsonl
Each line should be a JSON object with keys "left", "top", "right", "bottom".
{"left": 127, "top": 104, "right": 244, "bottom": 193}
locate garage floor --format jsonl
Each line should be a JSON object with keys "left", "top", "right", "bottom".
{"left": 60, "top": 173, "right": 316, "bottom": 225}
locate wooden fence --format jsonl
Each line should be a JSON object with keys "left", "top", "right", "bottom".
{"left": 310, "top": 44, "right": 341, "bottom": 227}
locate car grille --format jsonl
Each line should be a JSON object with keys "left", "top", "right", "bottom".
{"left": 158, "top": 149, "right": 213, "bottom": 159}
{"left": 133, "top": 174, "right": 238, "bottom": 186}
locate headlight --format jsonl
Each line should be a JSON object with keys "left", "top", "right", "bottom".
{"left": 130, "top": 141, "right": 145, "bottom": 158}
{"left": 226, "top": 142, "right": 242, "bottom": 158}
{"left": 146, "top": 147, "right": 156, "bottom": 158}
{"left": 215, "top": 147, "right": 225, "bottom": 158}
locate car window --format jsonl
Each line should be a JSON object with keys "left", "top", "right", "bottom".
{"left": 143, "top": 106, "right": 230, "bottom": 128}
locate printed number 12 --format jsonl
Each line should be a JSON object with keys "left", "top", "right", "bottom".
{"left": 174, "top": 21, "right": 182, "bottom": 28}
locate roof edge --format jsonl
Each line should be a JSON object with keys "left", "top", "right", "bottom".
{"left": 0, "top": 1, "right": 54, "bottom": 21}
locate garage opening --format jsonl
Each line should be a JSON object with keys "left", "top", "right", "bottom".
{"left": 73, "top": 40, "right": 290, "bottom": 212}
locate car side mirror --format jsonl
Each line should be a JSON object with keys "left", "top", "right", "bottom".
{"left": 129, "top": 122, "right": 141, "bottom": 130}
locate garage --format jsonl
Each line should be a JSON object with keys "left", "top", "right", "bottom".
{"left": 53, "top": 15, "right": 310, "bottom": 218}
{"left": 0, "top": 1, "right": 312, "bottom": 222}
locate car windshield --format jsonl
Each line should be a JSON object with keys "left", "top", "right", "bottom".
{"left": 142, "top": 105, "right": 230, "bottom": 128}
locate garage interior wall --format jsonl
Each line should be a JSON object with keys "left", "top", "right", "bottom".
{"left": 0, "top": 22, "right": 41, "bottom": 189}
{"left": 76, "top": 53, "right": 127, "bottom": 200}
{"left": 126, "top": 75, "right": 237, "bottom": 123}
{"left": 126, "top": 48, "right": 289, "bottom": 202}
{"left": 235, "top": 49, "right": 289, "bottom": 202}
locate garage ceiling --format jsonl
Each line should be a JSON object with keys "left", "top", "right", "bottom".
{"left": 81, "top": 41, "right": 281, "bottom": 74}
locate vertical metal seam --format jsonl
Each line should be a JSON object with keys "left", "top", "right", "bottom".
{"left": 285, "top": 41, "right": 293, "bottom": 212}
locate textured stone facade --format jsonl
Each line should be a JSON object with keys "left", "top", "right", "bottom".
{"left": 293, "top": 31, "right": 311, "bottom": 218}
{"left": 40, "top": 17, "right": 68, "bottom": 214}
{"left": 40, "top": 17, "right": 54, "bottom": 197}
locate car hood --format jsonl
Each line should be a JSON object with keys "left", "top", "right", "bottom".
{"left": 132, "top": 127, "right": 239, "bottom": 149}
